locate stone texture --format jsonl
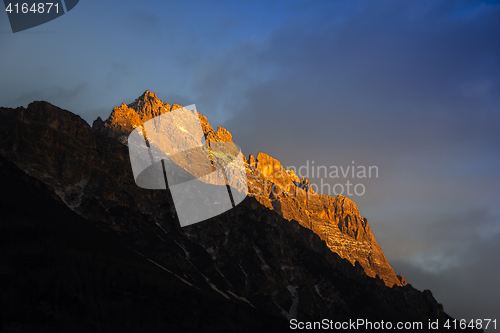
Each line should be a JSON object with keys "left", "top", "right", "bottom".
{"left": 93, "top": 90, "right": 172, "bottom": 140}
{"left": 247, "top": 152, "right": 403, "bottom": 287}
{"left": 93, "top": 90, "right": 235, "bottom": 147}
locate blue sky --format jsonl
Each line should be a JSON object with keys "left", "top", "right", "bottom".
{"left": 1, "top": 0, "right": 499, "bottom": 323}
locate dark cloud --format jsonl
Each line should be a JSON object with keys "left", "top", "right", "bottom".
{"left": 11, "top": 83, "right": 90, "bottom": 111}
{"left": 392, "top": 231, "right": 500, "bottom": 324}
{"left": 217, "top": 1, "right": 500, "bottom": 160}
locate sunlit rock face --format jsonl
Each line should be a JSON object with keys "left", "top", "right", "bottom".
{"left": 92, "top": 90, "right": 403, "bottom": 287}
{"left": 92, "top": 90, "right": 174, "bottom": 139}
{"left": 92, "top": 90, "right": 234, "bottom": 146}
{"left": 246, "top": 152, "right": 403, "bottom": 287}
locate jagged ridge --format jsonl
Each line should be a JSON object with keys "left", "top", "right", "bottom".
{"left": 93, "top": 90, "right": 403, "bottom": 287}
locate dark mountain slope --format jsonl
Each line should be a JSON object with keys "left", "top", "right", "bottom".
{"left": 0, "top": 100, "right": 481, "bottom": 332}
{"left": 0, "top": 155, "right": 289, "bottom": 333}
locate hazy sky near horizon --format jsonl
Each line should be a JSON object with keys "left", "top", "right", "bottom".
{"left": 1, "top": 0, "right": 499, "bottom": 323}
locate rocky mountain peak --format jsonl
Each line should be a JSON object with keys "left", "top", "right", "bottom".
{"left": 92, "top": 92, "right": 403, "bottom": 287}
{"left": 0, "top": 98, "right": 476, "bottom": 331}
{"left": 92, "top": 91, "right": 231, "bottom": 145}
{"left": 127, "top": 90, "right": 171, "bottom": 120}
{"left": 92, "top": 90, "right": 171, "bottom": 139}
{"left": 138, "top": 89, "right": 157, "bottom": 101}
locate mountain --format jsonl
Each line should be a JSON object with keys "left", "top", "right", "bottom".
{"left": 0, "top": 93, "right": 480, "bottom": 332}
{"left": 96, "top": 90, "right": 403, "bottom": 287}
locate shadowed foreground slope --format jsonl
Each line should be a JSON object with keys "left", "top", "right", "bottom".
{"left": 0, "top": 155, "right": 288, "bottom": 333}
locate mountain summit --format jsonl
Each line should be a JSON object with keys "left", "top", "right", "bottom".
{"left": 92, "top": 90, "right": 178, "bottom": 139}
{"left": 93, "top": 90, "right": 233, "bottom": 145}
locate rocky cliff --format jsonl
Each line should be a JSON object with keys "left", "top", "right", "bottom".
{"left": 0, "top": 92, "right": 479, "bottom": 332}
{"left": 92, "top": 90, "right": 403, "bottom": 287}
{"left": 246, "top": 152, "right": 403, "bottom": 287}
